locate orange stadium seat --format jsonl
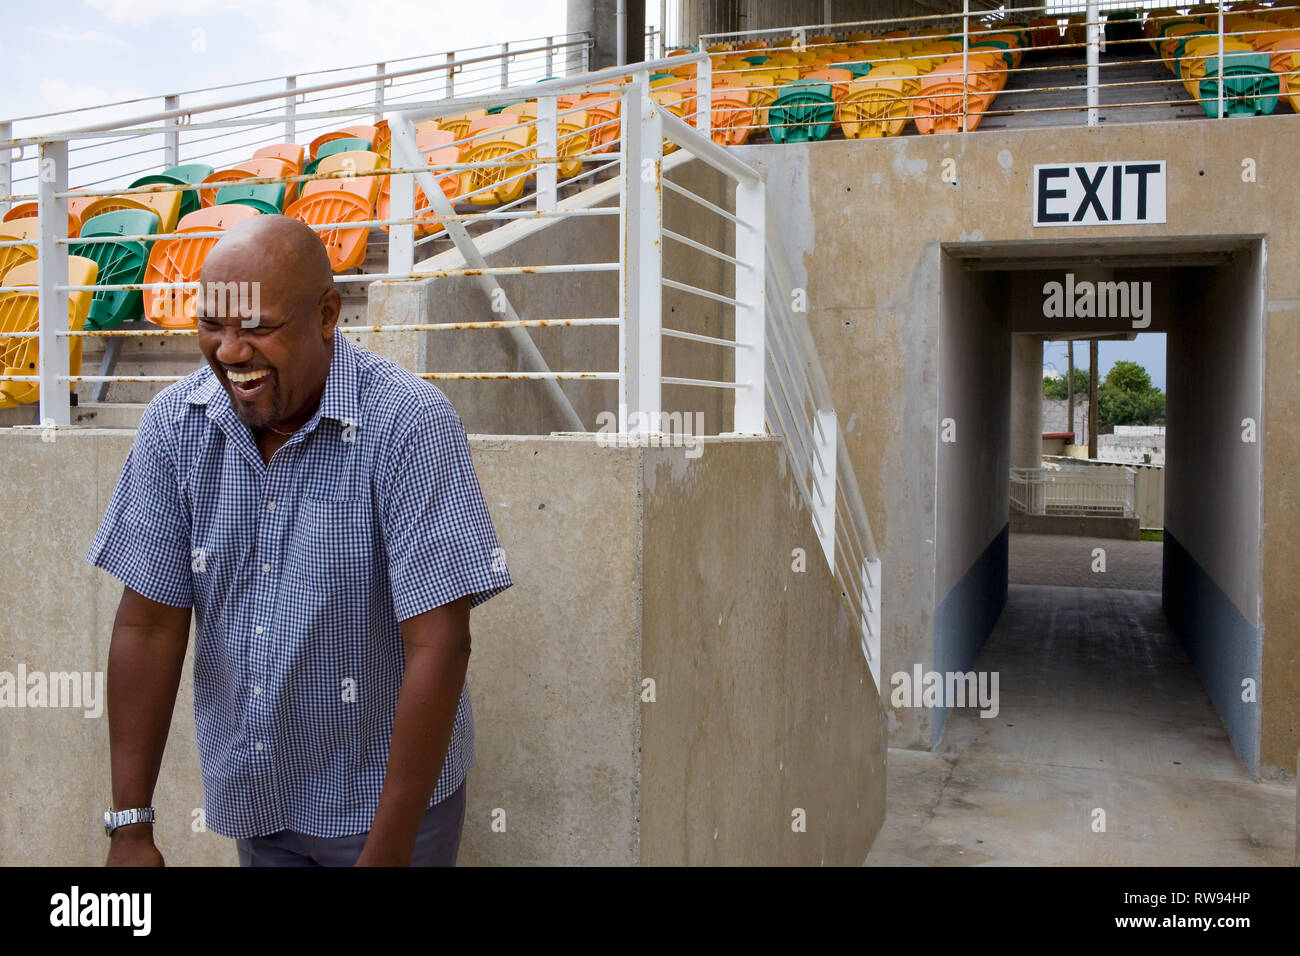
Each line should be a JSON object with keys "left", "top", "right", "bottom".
{"left": 142, "top": 204, "right": 261, "bottom": 327}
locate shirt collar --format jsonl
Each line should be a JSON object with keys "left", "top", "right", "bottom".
{"left": 186, "top": 332, "right": 360, "bottom": 436}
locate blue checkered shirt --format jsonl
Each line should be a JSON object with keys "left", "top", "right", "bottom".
{"left": 87, "top": 333, "right": 512, "bottom": 839}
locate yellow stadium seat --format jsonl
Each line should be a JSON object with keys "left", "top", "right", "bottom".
{"left": 0, "top": 256, "right": 97, "bottom": 408}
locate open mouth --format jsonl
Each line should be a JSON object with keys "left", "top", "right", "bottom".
{"left": 225, "top": 367, "right": 273, "bottom": 400}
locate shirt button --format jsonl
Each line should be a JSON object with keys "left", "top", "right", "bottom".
{"left": 254, "top": 741, "right": 264, "bottom": 752}
{"left": 253, "top": 686, "right": 262, "bottom": 696}
{"left": 255, "top": 626, "right": 264, "bottom": 635}
{"left": 266, "top": 501, "right": 276, "bottom": 511}
{"left": 261, "top": 563, "right": 271, "bottom": 573}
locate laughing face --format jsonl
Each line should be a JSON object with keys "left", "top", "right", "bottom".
{"left": 195, "top": 216, "right": 340, "bottom": 433}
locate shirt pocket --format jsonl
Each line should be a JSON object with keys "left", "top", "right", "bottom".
{"left": 287, "top": 498, "right": 377, "bottom": 601}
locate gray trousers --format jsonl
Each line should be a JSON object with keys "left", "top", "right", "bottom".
{"left": 235, "top": 779, "right": 467, "bottom": 867}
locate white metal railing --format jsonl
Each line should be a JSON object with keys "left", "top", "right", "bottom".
{"left": 696, "top": 1, "right": 1300, "bottom": 136}
{"left": 1, "top": 32, "right": 592, "bottom": 211}
{"left": 1011, "top": 464, "right": 1135, "bottom": 518}
{"left": 2, "top": 48, "right": 883, "bottom": 684}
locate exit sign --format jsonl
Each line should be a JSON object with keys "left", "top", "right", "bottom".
{"left": 1033, "top": 162, "right": 1166, "bottom": 226}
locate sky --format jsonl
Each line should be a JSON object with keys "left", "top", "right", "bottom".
{"left": 1042, "top": 334, "right": 1167, "bottom": 392}
{"left": 0, "top": 0, "right": 576, "bottom": 127}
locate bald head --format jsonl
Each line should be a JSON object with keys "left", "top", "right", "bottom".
{"left": 202, "top": 213, "right": 333, "bottom": 304}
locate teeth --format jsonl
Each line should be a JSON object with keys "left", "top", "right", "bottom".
{"left": 227, "top": 369, "right": 269, "bottom": 385}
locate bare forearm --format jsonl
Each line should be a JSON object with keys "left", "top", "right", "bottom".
{"left": 107, "top": 623, "right": 187, "bottom": 812}
{"left": 360, "top": 640, "right": 470, "bottom": 864}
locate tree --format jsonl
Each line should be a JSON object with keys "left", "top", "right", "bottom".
{"left": 1042, "top": 374, "right": 1089, "bottom": 399}
{"left": 1098, "top": 360, "right": 1165, "bottom": 427}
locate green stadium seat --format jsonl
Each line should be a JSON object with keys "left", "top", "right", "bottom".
{"left": 1198, "top": 52, "right": 1280, "bottom": 117}
{"left": 68, "top": 210, "right": 158, "bottom": 330}
{"left": 767, "top": 81, "right": 836, "bottom": 143}
{"left": 129, "top": 164, "right": 214, "bottom": 221}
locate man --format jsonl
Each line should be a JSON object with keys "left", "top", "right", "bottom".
{"left": 88, "top": 214, "right": 512, "bottom": 866}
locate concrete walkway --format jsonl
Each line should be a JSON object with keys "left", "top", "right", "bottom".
{"left": 867, "top": 536, "right": 1296, "bottom": 866}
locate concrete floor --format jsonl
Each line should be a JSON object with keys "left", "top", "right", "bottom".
{"left": 866, "top": 535, "right": 1296, "bottom": 866}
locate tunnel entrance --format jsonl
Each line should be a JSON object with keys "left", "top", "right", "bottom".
{"left": 935, "top": 238, "right": 1265, "bottom": 777}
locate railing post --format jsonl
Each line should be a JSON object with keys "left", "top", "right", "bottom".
{"left": 862, "top": 554, "right": 883, "bottom": 689}
{"left": 446, "top": 53, "right": 456, "bottom": 98}
{"left": 284, "top": 76, "right": 297, "bottom": 143}
{"left": 659, "top": 0, "right": 667, "bottom": 56}
{"left": 962, "top": 0, "right": 969, "bottom": 129}
{"left": 501, "top": 43, "right": 509, "bottom": 89}
{"left": 536, "top": 96, "right": 559, "bottom": 212}
{"left": 545, "top": 36, "right": 554, "bottom": 78}
{"left": 618, "top": 80, "right": 662, "bottom": 435}
{"left": 37, "top": 141, "right": 70, "bottom": 428}
{"left": 813, "top": 408, "right": 837, "bottom": 572}
{"left": 1086, "top": 0, "right": 1100, "bottom": 126}
{"left": 164, "top": 94, "right": 180, "bottom": 168}
{"left": 0, "top": 121, "right": 11, "bottom": 215}
{"left": 374, "top": 62, "right": 386, "bottom": 124}
{"left": 697, "top": 54, "right": 712, "bottom": 138}
{"left": 733, "top": 178, "right": 765, "bottom": 433}
{"left": 1217, "top": 1, "right": 1226, "bottom": 118}
{"left": 388, "top": 168, "right": 415, "bottom": 278}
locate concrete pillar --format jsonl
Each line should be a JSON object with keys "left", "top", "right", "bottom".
{"left": 1010, "top": 334, "right": 1043, "bottom": 469}
{"left": 567, "top": 0, "right": 645, "bottom": 71}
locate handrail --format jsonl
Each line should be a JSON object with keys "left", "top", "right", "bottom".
{"left": 2, "top": 36, "right": 591, "bottom": 148}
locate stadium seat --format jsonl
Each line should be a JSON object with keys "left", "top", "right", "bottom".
{"left": 502, "top": 101, "right": 590, "bottom": 179}
{"left": 301, "top": 137, "right": 372, "bottom": 182}
{"left": 0, "top": 220, "right": 38, "bottom": 281}
{"left": 302, "top": 150, "right": 383, "bottom": 209}
{"left": 68, "top": 210, "right": 158, "bottom": 330}
{"left": 309, "top": 124, "right": 377, "bottom": 160}
{"left": 284, "top": 191, "right": 372, "bottom": 272}
{"left": 377, "top": 129, "right": 461, "bottom": 237}
{"left": 0, "top": 256, "right": 97, "bottom": 408}
{"left": 458, "top": 117, "right": 534, "bottom": 205}
{"left": 435, "top": 110, "right": 489, "bottom": 143}
{"left": 1197, "top": 49, "right": 1280, "bottom": 116}
{"left": 253, "top": 143, "right": 305, "bottom": 171}
{"left": 4, "top": 202, "right": 82, "bottom": 239}
{"left": 79, "top": 188, "right": 183, "bottom": 235}
{"left": 201, "top": 157, "right": 300, "bottom": 209}
{"left": 141, "top": 204, "right": 261, "bottom": 327}
{"left": 560, "top": 93, "right": 621, "bottom": 154}
{"left": 767, "top": 81, "right": 836, "bottom": 143}
{"left": 129, "top": 164, "right": 213, "bottom": 221}
{"left": 215, "top": 181, "right": 287, "bottom": 215}
{"left": 802, "top": 67, "right": 855, "bottom": 103}
{"left": 913, "top": 58, "right": 998, "bottom": 134}
{"left": 708, "top": 87, "right": 755, "bottom": 145}
{"left": 839, "top": 73, "right": 914, "bottom": 138}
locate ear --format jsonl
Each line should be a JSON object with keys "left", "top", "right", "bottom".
{"left": 319, "top": 284, "right": 342, "bottom": 340}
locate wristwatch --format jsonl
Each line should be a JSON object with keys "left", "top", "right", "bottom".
{"left": 103, "top": 807, "right": 155, "bottom": 836}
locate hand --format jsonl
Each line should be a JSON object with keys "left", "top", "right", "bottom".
{"left": 105, "top": 826, "right": 164, "bottom": 867}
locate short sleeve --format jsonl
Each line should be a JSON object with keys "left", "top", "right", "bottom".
{"left": 86, "top": 400, "right": 194, "bottom": 608}
{"left": 380, "top": 399, "right": 514, "bottom": 621}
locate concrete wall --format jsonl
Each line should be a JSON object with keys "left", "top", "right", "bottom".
{"left": 736, "top": 116, "right": 1300, "bottom": 774}
{"left": 639, "top": 438, "right": 885, "bottom": 864}
{"left": 933, "top": 258, "right": 1011, "bottom": 745}
{"left": 0, "top": 427, "right": 884, "bottom": 865}
{"left": 1163, "top": 245, "right": 1264, "bottom": 775}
